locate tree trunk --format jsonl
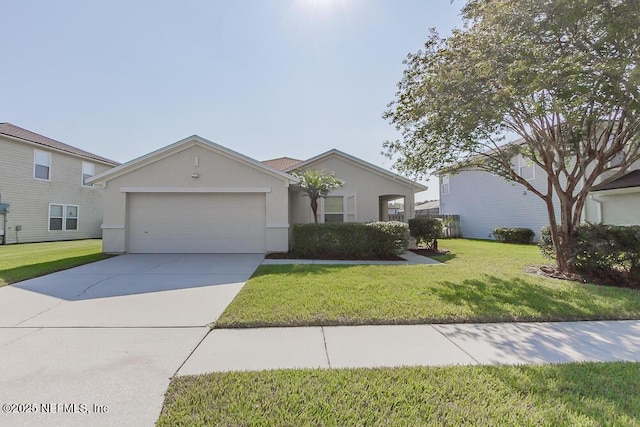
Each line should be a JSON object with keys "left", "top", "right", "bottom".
{"left": 545, "top": 196, "right": 573, "bottom": 273}
{"left": 556, "top": 193, "right": 577, "bottom": 274}
{"left": 311, "top": 198, "right": 319, "bottom": 224}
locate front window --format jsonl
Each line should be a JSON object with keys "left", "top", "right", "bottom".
{"left": 441, "top": 174, "right": 450, "bottom": 195}
{"left": 49, "top": 204, "right": 63, "bottom": 230}
{"left": 610, "top": 151, "right": 624, "bottom": 168}
{"left": 518, "top": 155, "right": 535, "bottom": 181}
{"left": 65, "top": 205, "right": 78, "bottom": 230}
{"left": 49, "top": 204, "right": 78, "bottom": 231}
{"left": 82, "top": 162, "right": 95, "bottom": 187}
{"left": 34, "top": 150, "right": 51, "bottom": 180}
{"left": 324, "top": 196, "right": 344, "bottom": 223}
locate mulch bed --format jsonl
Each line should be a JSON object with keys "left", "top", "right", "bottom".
{"left": 525, "top": 265, "right": 639, "bottom": 289}
{"left": 264, "top": 247, "right": 450, "bottom": 262}
{"left": 410, "top": 248, "right": 450, "bottom": 257}
{"left": 264, "top": 252, "right": 406, "bottom": 261}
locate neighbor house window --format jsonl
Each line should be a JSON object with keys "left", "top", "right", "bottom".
{"left": 610, "top": 151, "right": 625, "bottom": 168}
{"left": 441, "top": 174, "right": 450, "bottom": 195}
{"left": 49, "top": 204, "right": 78, "bottom": 231}
{"left": 34, "top": 150, "right": 51, "bottom": 180}
{"left": 518, "top": 155, "right": 535, "bottom": 181}
{"left": 324, "top": 196, "right": 344, "bottom": 223}
{"left": 82, "top": 162, "right": 95, "bottom": 187}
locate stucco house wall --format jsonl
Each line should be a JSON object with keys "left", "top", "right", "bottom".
{"left": 94, "top": 137, "right": 292, "bottom": 253}
{"left": 596, "top": 192, "right": 640, "bottom": 225}
{"left": 289, "top": 153, "right": 422, "bottom": 225}
{"left": 589, "top": 159, "right": 640, "bottom": 225}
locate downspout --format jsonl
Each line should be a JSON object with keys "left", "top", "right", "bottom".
{"left": 590, "top": 194, "right": 603, "bottom": 223}
{"left": 579, "top": 177, "right": 586, "bottom": 224}
{"left": 0, "top": 190, "right": 5, "bottom": 245}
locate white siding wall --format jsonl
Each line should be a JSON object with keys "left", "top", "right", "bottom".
{"left": 0, "top": 136, "right": 113, "bottom": 244}
{"left": 440, "top": 165, "right": 561, "bottom": 241}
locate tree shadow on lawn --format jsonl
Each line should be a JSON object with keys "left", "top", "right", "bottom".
{"left": 429, "top": 253, "right": 457, "bottom": 263}
{"left": 435, "top": 274, "right": 639, "bottom": 322}
{"left": 487, "top": 363, "right": 640, "bottom": 422}
{"left": 250, "top": 264, "right": 369, "bottom": 279}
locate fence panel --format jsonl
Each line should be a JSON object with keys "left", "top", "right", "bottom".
{"left": 385, "top": 213, "right": 461, "bottom": 238}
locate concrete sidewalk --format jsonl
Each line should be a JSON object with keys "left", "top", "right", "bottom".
{"left": 178, "top": 320, "right": 640, "bottom": 375}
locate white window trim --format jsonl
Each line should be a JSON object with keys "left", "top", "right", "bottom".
{"left": 34, "top": 150, "right": 52, "bottom": 181}
{"left": 518, "top": 156, "right": 535, "bottom": 181}
{"left": 82, "top": 161, "right": 95, "bottom": 187}
{"left": 322, "top": 195, "right": 345, "bottom": 223}
{"left": 320, "top": 192, "right": 357, "bottom": 223}
{"left": 48, "top": 203, "right": 79, "bottom": 232}
{"left": 441, "top": 174, "right": 450, "bottom": 195}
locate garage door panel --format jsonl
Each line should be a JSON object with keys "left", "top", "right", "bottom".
{"left": 128, "top": 193, "right": 265, "bottom": 253}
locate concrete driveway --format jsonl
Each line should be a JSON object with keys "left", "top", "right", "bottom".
{"left": 0, "top": 253, "right": 263, "bottom": 427}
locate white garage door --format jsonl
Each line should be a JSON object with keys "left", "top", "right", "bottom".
{"left": 127, "top": 193, "right": 266, "bottom": 253}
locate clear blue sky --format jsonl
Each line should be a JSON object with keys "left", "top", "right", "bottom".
{"left": 1, "top": 0, "right": 463, "bottom": 201}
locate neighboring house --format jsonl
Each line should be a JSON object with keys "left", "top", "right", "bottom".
{"left": 414, "top": 200, "right": 440, "bottom": 216}
{"left": 88, "top": 135, "right": 426, "bottom": 254}
{"left": 439, "top": 151, "right": 640, "bottom": 241}
{"left": 0, "top": 123, "right": 119, "bottom": 244}
{"left": 388, "top": 206, "right": 402, "bottom": 215}
{"left": 590, "top": 169, "right": 640, "bottom": 225}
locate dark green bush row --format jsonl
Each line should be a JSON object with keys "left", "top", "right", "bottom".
{"left": 408, "top": 217, "right": 442, "bottom": 249}
{"left": 540, "top": 224, "right": 640, "bottom": 280}
{"left": 293, "top": 222, "right": 409, "bottom": 259}
{"left": 492, "top": 227, "right": 535, "bottom": 244}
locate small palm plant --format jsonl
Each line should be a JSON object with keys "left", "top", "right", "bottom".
{"left": 292, "top": 169, "right": 345, "bottom": 223}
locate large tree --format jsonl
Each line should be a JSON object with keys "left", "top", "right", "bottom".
{"left": 292, "top": 169, "right": 345, "bottom": 223}
{"left": 384, "top": 0, "right": 640, "bottom": 272}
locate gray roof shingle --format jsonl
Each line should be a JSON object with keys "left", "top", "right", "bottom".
{"left": 591, "top": 169, "right": 640, "bottom": 192}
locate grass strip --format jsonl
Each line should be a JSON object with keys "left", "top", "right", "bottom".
{"left": 159, "top": 362, "right": 640, "bottom": 426}
{"left": 0, "top": 239, "right": 109, "bottom": 286}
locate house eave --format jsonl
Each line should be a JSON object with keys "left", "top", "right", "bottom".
{"left": 590, "top": 186, "right": 640, "bottom": 196}
{"left": 88, "top": 135, "right": 299, "bottom": 186}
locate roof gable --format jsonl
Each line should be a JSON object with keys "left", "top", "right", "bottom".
{"left": 591, "top": 169, "right": 640, "bottom": 192}
{"left": 287, "top": 149, "right": 427, "bottom": 191}
{"left": 88, "top": 135, "right": 298, "bottom": 185}
{"left": 0, "top": 123, "right": 119, "bottom": 166}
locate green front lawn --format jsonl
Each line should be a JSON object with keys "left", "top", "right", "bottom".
{"left": 0, "top": 239, "right": 110, "bottom": 287}
{"left": 158, "top": 362, "right": 640, "bottom": 426}
{"left": 216, "top": 239, "right": 640, "bottom": 327}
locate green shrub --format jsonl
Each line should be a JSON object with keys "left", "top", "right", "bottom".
{"left": 538, "top": 226, "right": 557, "bottom": 260}
{"left": 293, "top": 222, "right": 409, "bottom": 259}
{"left": 367, "top": 221, "right": 410, "bottom": 256}
{"left": 573, "top": 224, "right": 640, "bottom": 279}
{"left": 540, "top": 224, "right": 640, "bottom": 281}
{"left": 408, "top": 217, "right": 442, "bottom": 249}
{"left": 492, "top": 227, "right": 535, "bottom": 244}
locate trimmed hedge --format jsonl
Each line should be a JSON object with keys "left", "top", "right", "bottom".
{"left": 293, "top": 222, "right": 409, "bottom": 259}
{"left": 408, "top": 217, "right": 442, "bottom": 249}
{"left": 540, "top": 224, "right": 640, "bottom": 280}
{"left": 492, "top": 227, "right": 535, "bottom": 244}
